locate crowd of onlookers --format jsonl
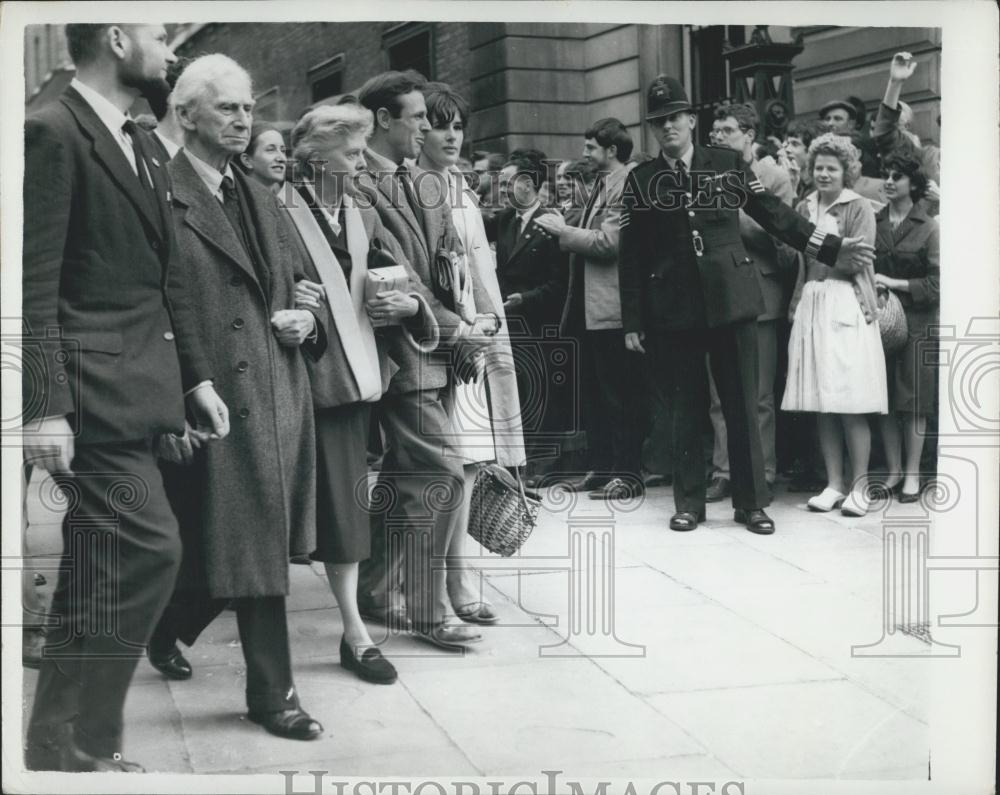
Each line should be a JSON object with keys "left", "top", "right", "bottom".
{"left": 20, "top": 20, "right": 940, "bottom": 772}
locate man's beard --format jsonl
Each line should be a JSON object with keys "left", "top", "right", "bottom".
{"left": 120, "top": 50, "right": 171, "bottom": 119}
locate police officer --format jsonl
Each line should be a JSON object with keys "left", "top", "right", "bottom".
{"left": 618, "top": 76, "right": 876, "bottom": 535}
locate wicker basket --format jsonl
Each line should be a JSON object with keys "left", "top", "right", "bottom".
{"left": 876, "top": 285, "right": 908, "bottom": 355}
{"left": 468, "top": 464, "right": 541, "bottom": 557}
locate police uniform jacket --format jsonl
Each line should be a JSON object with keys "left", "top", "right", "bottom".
{"left": 618, "top": 144, "right": 844, "bottom": 333}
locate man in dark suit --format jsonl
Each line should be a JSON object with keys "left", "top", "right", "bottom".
{"left": 618, "top": 76, "right": 877, "bottom": 535}
{"left": 21, "top": 23, "right": 228, "bottom": 772}
{"left": 494, "top": 149, "right": 570, "bottom": 472}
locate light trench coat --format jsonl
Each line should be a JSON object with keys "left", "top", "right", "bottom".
{"left": 443, "top": 171, "right": 526, "bottom": 467}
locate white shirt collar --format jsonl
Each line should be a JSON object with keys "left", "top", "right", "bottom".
{"left": 185, "top": 148, "right": 235, "bottom": 201}
{"left": 518, "top": 200, "right": 541, "bottom": 223}
{"left": 154, "top": 130, "right": 181, "bottom": 159}
{"left": 662, "top": 144, "right": 694, "bottom": 171}
{"left": 807, "top": 187, "right": 864, "bottom": 213}
{"left": 70, "top": 77, "right": 131, "bottom": 139}
{"left": 303, "top": 182, "right": 344, "bottom": 235}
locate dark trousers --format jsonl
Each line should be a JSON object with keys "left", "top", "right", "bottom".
{"left": 26, "top": 440, "right": 182, "bottom": 766}
{"left": 647, "top": 322, "right": 771, "bottom": 513}
{"left": 357, "top": 388, "right": 464, "bottom": 628}
{"left": 151, "top": 595, "right": 298, "bottom": 713}
{"left": 584, "top": 329, "right": 647, "bottom": 479}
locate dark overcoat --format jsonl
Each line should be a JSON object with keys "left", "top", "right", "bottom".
{"left": 166, "top": 151, "right": 320, "bottom": 598}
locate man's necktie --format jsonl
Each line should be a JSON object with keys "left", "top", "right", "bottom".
{"left": 675, "top": 157, "right": 689, "bottom": 192}
{"left": 396, "top": 165, "right": 426, "bottom": 231}
{"left": 122, "top": 119, "right": 155, "bottom": 191}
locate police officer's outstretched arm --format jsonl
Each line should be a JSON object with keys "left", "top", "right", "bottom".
{"left": 735, "top": 154, "right": 875, "bottom": 274}
{"left": 618, "top": 169, "right": 646, "bottom": 353}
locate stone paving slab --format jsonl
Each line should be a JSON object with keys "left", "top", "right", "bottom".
{"left": 399, "top": 659, "right": 706, "bottom": 775}
{"left": 647, "top": 680, "right": 929, "bottom": 780}
{"left": 15, "top": 475, "right": 933, "bottom": 780}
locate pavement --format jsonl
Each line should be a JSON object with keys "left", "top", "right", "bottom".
{"left": 17, "top": 472, "right": 934, "bottom": 781}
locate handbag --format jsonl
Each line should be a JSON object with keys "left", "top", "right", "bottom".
{"left": 876, "top": 285, "right": 908, "bottom": 355}
{"left": 433, "top": 229, "right": 477, "bottom": 324}
{"left": 468, "top": 463, "right": 541, "bottom": 557}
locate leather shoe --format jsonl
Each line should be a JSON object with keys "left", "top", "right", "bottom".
{"left": 360, "top": 606, "right": 411, "bottom": 630}
{"left": 413, "top": 622, "right": 482, "bottom": 651}
{"left": 26, "top": 726, "right": 145, "bottom": 772}
{"left": 340, "top": 637, "right": 397, "bottom": 684}
{"left": 148, "top": 644, "right": 192, "bottom": 680}
{"left": 669, "top": 509, "right": 706, "bottom": 532}
{"left": 561, "top": 472, "right": 610, "bottom": 492}
{"left": 705, "top": 476, "right": 731, "bottom": 503}
{"left": 734, "top": 508, "right": 775, "bottom": 535}
{"left": 898, "top": 490, "right": 921, "bottom": 504}
{"left": 248, "top": 708, "right": 323, "bottom": 741}
{"left": 588, "top": 477, "right": 644, "bottom": 500}
{"left": 455, "top": 602, "right": 499, "bottom": 625}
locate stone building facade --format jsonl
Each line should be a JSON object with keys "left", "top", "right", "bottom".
{"left": 26, "top": 22, "right": 941, "bottom": 161}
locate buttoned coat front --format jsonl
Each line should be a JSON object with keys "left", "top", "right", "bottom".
{"left": 166, "top": 152, "right": 320, "bottom": 598}
{"left": 618, "top": 145, "right": 843, "bottom": 333}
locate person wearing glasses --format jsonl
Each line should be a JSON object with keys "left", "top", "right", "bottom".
{"left": 703, "top": 103, "right": 795, "bottom": 505}
{"left": 618, "top": 77, "right": 878, "bottom": 536}
{"left": 873, "top": 152, "right": 939, "bottom": 503}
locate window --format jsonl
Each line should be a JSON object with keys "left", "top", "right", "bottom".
{"left": 688, "top": 25, "right": 746, "bottom": 143}
{"left": 383, "top": 23, "right": 433, "bottom": 80}
{"left": 308, "top": 54, "right": 345, "bottom": 105}
{"left": 253, "top": 87, "right": 279, "bottom": 122}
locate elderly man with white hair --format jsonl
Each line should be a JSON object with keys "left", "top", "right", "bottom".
{"left": 146, "top": 53, "right": 326, "bottom": 741}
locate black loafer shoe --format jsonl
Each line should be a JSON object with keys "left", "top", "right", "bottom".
{"left": 705, "top": 476, "right": 731, "bottom": 503}
{"left": 669, "top": 510, "right": 706, "bottom": 532}
{"left": 340, "top": 637, "right": 397, "bottom": 684}
{"left": 248, "top": 708, "right": 323, "bottom": 741}
{"left": 148, "top": 645, "right": 193, "bottom": 680}
{"left": 734, "top": 508, "right": 775, "bottom": 535}
{"left": 588, "top": 478, "right": 645, "bottom": 500}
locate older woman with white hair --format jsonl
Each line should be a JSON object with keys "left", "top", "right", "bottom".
{"left": 283, "top": 103, "right": 437, "bottom": 683}
{"left": 782, "top": 133, "right": 886, "bottom": 517}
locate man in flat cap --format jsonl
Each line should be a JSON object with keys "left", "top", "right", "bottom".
{"left": 618, "top": 75, "right": 876, "bottom": 535}
{"left": 818, "top": 99, "right": 858, "bottom": 133}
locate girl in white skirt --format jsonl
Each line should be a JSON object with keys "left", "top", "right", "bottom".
{"left": 782, "top": 133, "right": 887, "bottom": 516}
